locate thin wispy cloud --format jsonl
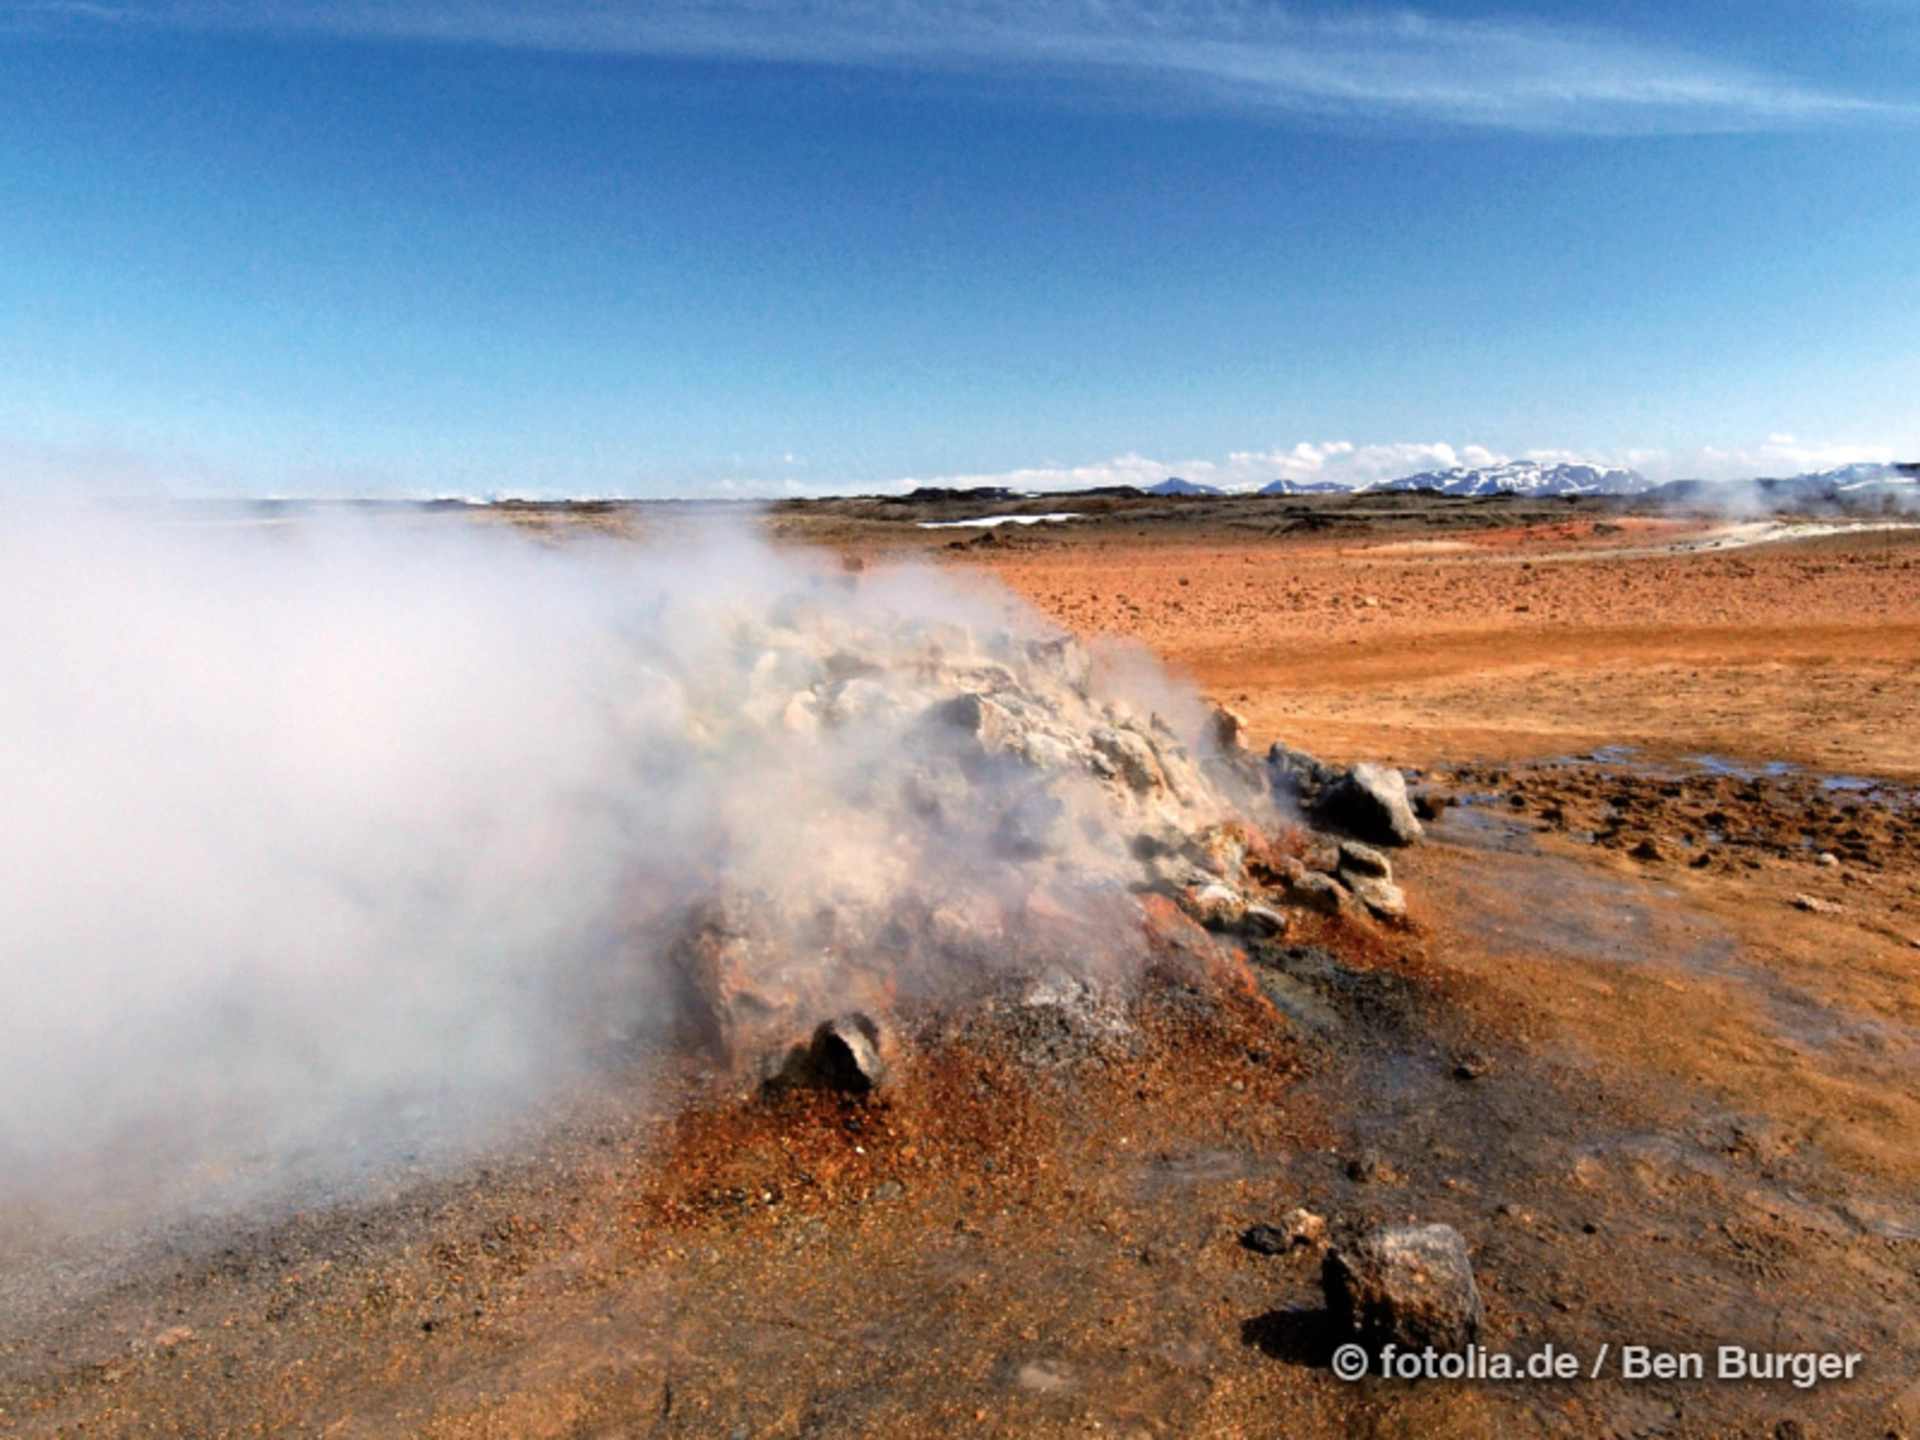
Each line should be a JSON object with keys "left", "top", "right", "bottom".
{"left": 15, "top": 0, "right": 1901, "bottom": 132}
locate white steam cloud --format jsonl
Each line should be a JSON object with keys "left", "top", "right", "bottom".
{"left": 0, "top": 507, "right": 1236, "bottom": 1239}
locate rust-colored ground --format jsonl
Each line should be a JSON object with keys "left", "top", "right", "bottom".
{"left": 954, "top": 519, "right": 1920, "bottom": 777}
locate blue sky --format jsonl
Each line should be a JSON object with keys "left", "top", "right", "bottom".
{"left": 1, "top": 1, "right": 1916, "bottom": 496}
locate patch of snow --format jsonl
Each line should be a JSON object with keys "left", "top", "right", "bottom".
{"left": 916, "top": 513, "right": 1083, "bottom": 530}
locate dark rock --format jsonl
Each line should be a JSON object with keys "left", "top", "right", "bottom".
{"left": 1285, "top": 869, "right": 1352, "bottom": 916}
{"left": 929, "top": 691, "right": 1020, "bottom": 751}
{"left": 1629, "top": 837, "right": 1664, "bottom": 862}
{"left": 1205, "top": 705, "right": 1248, "bottom": 753}
{"left": 1315, "top": 763, "right": 1424, "bottom": 847}
{"left": 1452, "top": 1050, "right": 1493, "bottom": 1081}
{"left": 1323, "top": 1223, "right": 1486, "bottom": 1353}
{"left": 1242, "top": 1223, "right": 1291, "bottom": 1255}
{"left": 1345, "top": 1149, "right": 1397, "bottom": 1184}
{"left": 802, "top": 1013, "right": 888, "bottom": 1094}
{"left": 1243, "top": 1210, "right": 1327, "bottom": 1254}
{"left": 1266, "top": 743, "right": 1341, "bottom": 802}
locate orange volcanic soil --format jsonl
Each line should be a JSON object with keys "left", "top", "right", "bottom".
{"left": 953, "top": 519, "right": 1920, "bottom": 777}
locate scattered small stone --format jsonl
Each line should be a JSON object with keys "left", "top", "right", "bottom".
{"left": 1452, "top": 1050, "right": 1493, "bottom": 1081}
{"left": 870, "top": 1179, "right": 905, "bottom": 1203}
{"left": 1193, "top": 823, "right": 1251, "bottom": 880}
{"left": 1816, "top": 852, "right": 1840, "bottom": 867}
{"left": 1280, "top": 1206, "right": 1328, "bottom": 1248}
{"left": 1015, "top": 1359, "right": 1076, "bottom": 1394}
{"left": 1346, "top": 874, "right": 1408, "bottom": 922}
{"left": 1792, "top": 893, "right": 1843, "bottom": 915}
{"left": 1241, "top": 1223, "right": 1291, "bottom": 1255}
{"left": 1286, "top": 869, "right": 1352, "bottom": 916}
{"left": 1346, "top": 1150, "right": 1398, "bottom": 1184}
{"left": 1629, "top": 837, "right": 1664, "bottom": 862}
{"left": 1241, "top": 1208, "right": 1326, "bottom": 1255}
{"left": 1412, "top": 792, "right": 1450, "bottom": 822}
{"left": 1181, "top": 881, "right": 1248, "bottom": 930}
{"left": 1239, "top": 903, "right": 1289, "bottom": 938}
{"left": 1322, "top": 1222, "right": 1486, "bottom": 1353}
{"left": 1336, "top": 839, "right": 1393, "bottom": 880}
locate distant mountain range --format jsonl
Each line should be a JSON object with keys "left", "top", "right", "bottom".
{"left": 1364, "top": 460, "right": 1648, "bottom": 496}
{"left": 1255, "top": 477, "right": 1352, "bottom": 496}
{"left": 1111, "top": 459, "right": 1916, "bottom": 506}
{"left": 1248, "top": 460, "right": 1647, "bottom": 497}
{"left": 1791, "top": 461, "right": 1918, "bottom": 493}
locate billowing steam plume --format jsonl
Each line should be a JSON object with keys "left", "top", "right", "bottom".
{"left": 0, "top": 509, "right": 1256, "bottom": 1238}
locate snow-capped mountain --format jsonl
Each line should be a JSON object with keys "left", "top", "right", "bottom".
{"left": 1797, "top": 462, "right": 1918, "bottom": 492}
{"left": 1368, "top": 460, "right": 1649, "bottom": 497}
{"left": 1145, "top": 476, "right": 1222, "bottom": 496}
{"left": 1251, "top": 460, "right": 1648, "bottom": 497}
{"left": 1256, "top": 478, "right": 1353, "bottom": 496}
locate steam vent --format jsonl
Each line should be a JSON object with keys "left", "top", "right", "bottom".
{"left": 637, "top": 577, "right": 1395, "bottom": 1088}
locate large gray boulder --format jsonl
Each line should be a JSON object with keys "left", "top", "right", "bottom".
{"left": 1322, "top": 1222, "right": 1485, "bottom": 1352}
{"left": 1315, "top": 763, "right": 1424, "bottom": 847}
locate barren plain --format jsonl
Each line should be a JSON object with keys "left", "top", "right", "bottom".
{"left": 5, "top": 493, "right": 1919, "bottom": 1439}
